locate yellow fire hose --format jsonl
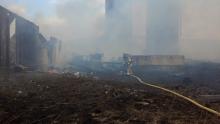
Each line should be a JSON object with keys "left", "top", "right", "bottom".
{"left": 130, "top": 74, "right": 220, "bottom": 117}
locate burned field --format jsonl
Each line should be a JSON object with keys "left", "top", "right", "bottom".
{"left": 0, "top": 73, "right": 220, "bottom": 124}
{"left": 1, "top": 0, "right": 220, "bottom": 123}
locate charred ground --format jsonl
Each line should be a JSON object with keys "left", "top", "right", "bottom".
{"left": 0, "top": 71, "right": 220, "bottom": 124}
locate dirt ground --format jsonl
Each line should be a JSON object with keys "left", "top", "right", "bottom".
{"left": 0, "top": 73, "right": 220, "bottom": 124}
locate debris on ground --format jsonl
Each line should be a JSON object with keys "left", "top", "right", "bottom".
{"left": 0, "top": 73, "right": 219, "bottom": 124}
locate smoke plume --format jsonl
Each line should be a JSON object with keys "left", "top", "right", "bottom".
{"left": 1, "top": 0, "right": 220, "bottom": 62}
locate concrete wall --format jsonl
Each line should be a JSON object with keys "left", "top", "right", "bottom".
{"left": 0, "top": 5, "right": 50, "bottom": 71}
{"left": 0, "top": 6, "right": 15, "bottom": 69}
{"left": 132, "top": 55, "right": 185, "bottom": 66}
{"left": 15, "top": 16, "right": 40, "bottom": 68}
{"left": 124, "top": 54, "right": 185, "bottom": 66}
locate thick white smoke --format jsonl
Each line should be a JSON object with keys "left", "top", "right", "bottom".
{"left": 1, "top": 0, "right": 220, "bottom": 62}
{"left": 181, "top": 0, "right": 220, "bottom": 62}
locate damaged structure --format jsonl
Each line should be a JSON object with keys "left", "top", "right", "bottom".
{"left": 123, "top": 54, "right": 185, "bottom": 66}
{"left": 0, "top": 5, "right": 61, "bottom": 71}
{"left": 123, "top": 53, "right": 185, "bottom": 75}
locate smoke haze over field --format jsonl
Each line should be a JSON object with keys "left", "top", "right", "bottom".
{"left": 1, "top": 0, "right": 220, "bottom": 62}
{"left": 182, "top": 0, "right": 220, "bottom": 62}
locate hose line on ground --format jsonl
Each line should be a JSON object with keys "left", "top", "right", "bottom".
{"left": 130, "top": 74, "right": 220, "bottom": 117}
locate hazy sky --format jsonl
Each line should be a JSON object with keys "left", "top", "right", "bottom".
{"left": 1, "top": 0, "right": 56, "bottom": 17}
{"left": 0, "top": 0, "right": 105, "bottom": 18}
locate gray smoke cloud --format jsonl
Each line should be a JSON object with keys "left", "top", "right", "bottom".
{"left": 35, "top": 0, "right": 105, "bottom": 63}
{"left": 1, "top": 0, "right": 220, "bottom": 63}
{"left": 181, "top": 0, "right": 220, "bottom": 62}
